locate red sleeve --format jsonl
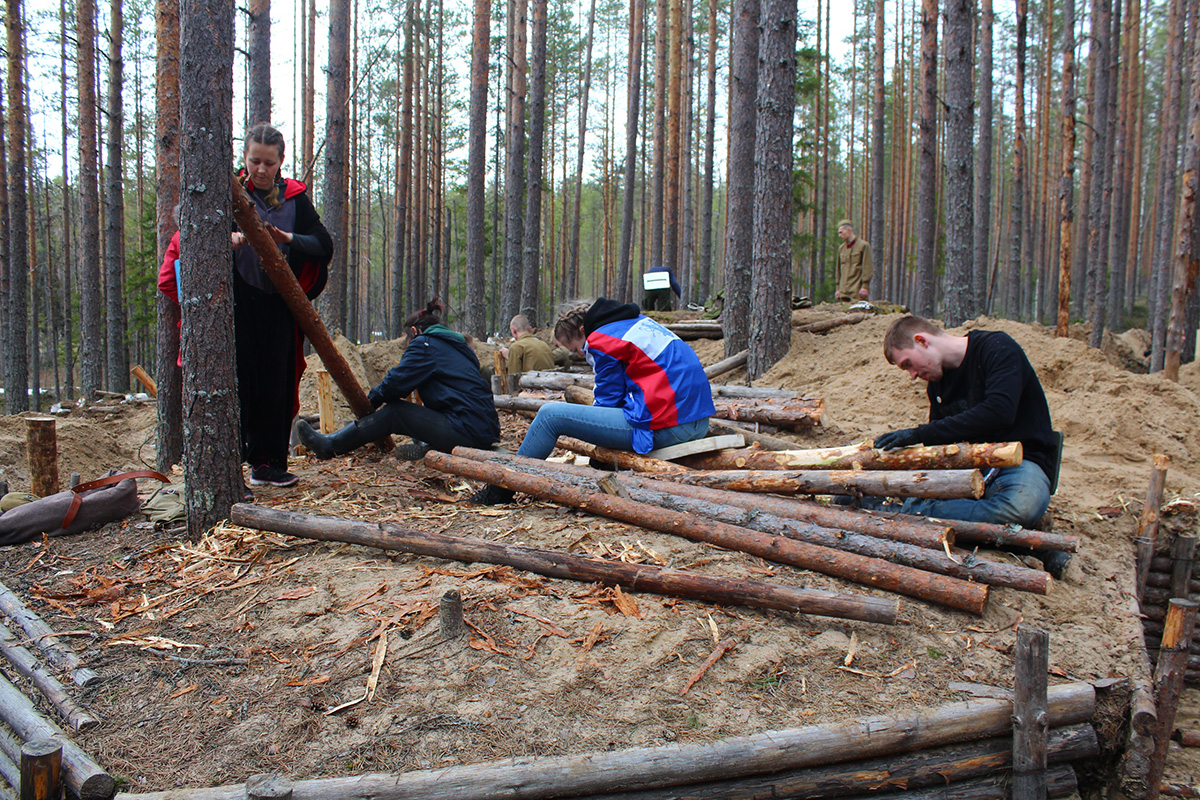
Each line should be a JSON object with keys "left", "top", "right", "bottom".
{"left": 157, "top": 231, "right": 182, "bottom": 304}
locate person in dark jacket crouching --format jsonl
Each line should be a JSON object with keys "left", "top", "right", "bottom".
{"left": 297, "top": 299, "right": 500, "bottom": 460}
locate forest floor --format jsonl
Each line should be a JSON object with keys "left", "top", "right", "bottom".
{"left": 1, "top": 307, "right": 1199, "bottom": 794}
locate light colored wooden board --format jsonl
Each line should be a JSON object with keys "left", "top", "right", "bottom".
{"left": 647, "top": 434, "right": 745, "bottom": 461}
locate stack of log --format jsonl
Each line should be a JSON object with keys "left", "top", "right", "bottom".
{"left": 0, "top": 580, "right": 113, "bottom": 799}
{"left": 111, "top": 634, "right": 1104, "bottom": 800}
{"left": 660, "top": 312, "right": 871, "bottom": 341}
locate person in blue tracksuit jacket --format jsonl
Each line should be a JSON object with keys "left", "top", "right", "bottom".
{"left": 472, "top": 298, "right": 714, "bottom": 504}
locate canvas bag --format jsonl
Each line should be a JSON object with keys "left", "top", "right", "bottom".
{"left": 0, "top": 470, "right": 168, "bottom": 547}
{"left": 141, "top": 482, "right": 186, "bottom": 524}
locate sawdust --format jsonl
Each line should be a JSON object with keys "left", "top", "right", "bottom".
{"left": 1, "top": 309, "right": 1199, "bottom": 792}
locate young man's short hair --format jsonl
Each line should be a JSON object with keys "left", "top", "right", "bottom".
{"left": 883, "top": 315, "right": 944, "bottom": 364}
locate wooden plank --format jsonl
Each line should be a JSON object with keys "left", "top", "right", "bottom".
{"left": 316, "top": 370, "right": 335, "bottom": 434}
{"left": 647, "top": 434, "right": 744, "bottom": 461}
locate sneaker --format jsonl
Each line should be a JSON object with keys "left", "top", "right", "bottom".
{"left": 249, "top": 464, "right": 299, "bottom": 487}
{"left": 393, "top": 442, "right": 431, "bottom": 461}
{"left": 242, "top": 482, "right": 255, "bottom": 502}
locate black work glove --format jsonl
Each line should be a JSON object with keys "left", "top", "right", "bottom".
{"left": 874, "top": 428, "right": 921, "bottom": 451}
{"left": 368, "top": 390, "right": 384, "bottom": 409}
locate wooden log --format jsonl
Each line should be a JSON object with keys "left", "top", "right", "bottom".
{"left": 1132, "top": 679, "right": 1158, "bottom": 737}
{"left": 711, "top": 397, "right": 824, "bottom": 430}
{"left": 709, "top": 385, "right": 802, "bottom": 400}
{"left": 518, "top": 371, "right": 594, "bottom": 391}
{"left": 452, "top": 450, "right": 1048, "bottom": 595}
{"left": 646, "top": 435, "right": 744, "bottom": 461}
{"left": 703, "top": 349, "right": 748, "bottom": 379}
{"left": 431, "top": 451, "right": 990, "bottom": 613}
{"left": 1174, "top": 534, "right": 1198, "bottom": 601}
{"left": 0, "top": 749, "right": 16, "bottom": 800}
{"left": 0, "top": 675, "right": 114, "bottom": 800}
{"left": 832, "top": 765, "right": 1076, "bottom": 800}
{"left": 582, "top": 725, "right": 1097, "bottom": 800}
{"left": 1146, "top": 571, "right": 1200, "bottom": 595}
{"left": 1175, "top": 729, "right": 1200, "bottom": 747}
{"left": 706, "top": 420, "right": 796, "bottom": 451}
{"left": 666, "top": 468, "right": 986, "bottom": 500}
{"left": 1012, "top": 626, "right": 1050, "bottom": 800}
{"left": 1148, "top": 599, "right": 1199, "bottom": 800}
{"left": 246, "top": 774, "right": 293, "bottom": 800}
{"left": 492, "top": 395, "right": 552, "bottom": 415}
{"left": 129, "top": 365, "right": 157, "bottom": 397}
{"left": 681, "top": 441, "right": 1023, "bottom": 472}
{"left": 563, "top": 384, "right": 595, "bottom": 406}
{"left": 20, "top": 739, "right": 61, "bottom": 800}
{"left": 1136, "top": 454, "right": 1171, "bottom": 601}
{"left": 559, "top": 439, "right": 690, "bottom": 473}
{"left": 439, "top": 590, "right": 465, "bottom": 639}
{"left": 0, "top": 623, "right": 98, "bottom": 731}
{"left": 793, "top": 312, "right": 869, "bottom": 334}
{"left": 493, "top": 350, "right": 506, "bottom": 377}
{"left": 25, "top": 418, "right": 59, "bottom": 498}
{"left": 230, "top": 177, "right": 392, "bottom": 452}
{"left": 887, "top": 513, "right": 1081, "bottom": 553}
{"left": 1152, "top": 555, "right": 1200, "bottom": 576}
{"left": 666, "top": 322, "right": 723, "bottom": 340}
{"left": 111, "top": 683, "right": 1096, "bottom": 800}
{"left": 1144, "top": 586, "right": 1200, "bottom": 607}
{"left": 229, "top": 504, "right": 900, "bottom": 624}
{"left": 0, "top": 581, "right": 98, "bottom": 687}
{"left": 315, "top": 370, "right": 336, "bottom": 434}
{"left": 1162, "top": 783, "right": 1200, "bottom": 798}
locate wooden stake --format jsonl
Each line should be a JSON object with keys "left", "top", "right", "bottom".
{"left": 25, "top": 418, "right": 59, "bottom": 497}
{"left": 1172, "top": 534, "right": 1198, "bottom": 601}
{"left": 229, "top": 504, "right": 900, "bottom": 624}
{"left": 19, "top": 739, "right": 61, "bottom": 800}
{"left": 315, "top": 370, "right": 335, "bottom": 434}
{"left": 439, "top": 590, "right": 465, "bottom": 639}
{"left": 1136, "top": 455, "right": 1171, "bottom": 601}
{"left": 1148, "top": 599, "right": 1199, "bottom": 800}
{"left": 129, "top": 365, "right": 157, "bottom": 397}
{"left": 1013, "top": 626, "right": 1050, "bottom": 800}
{"left": 245, "top": 774, "right": 293, "bottom": 800}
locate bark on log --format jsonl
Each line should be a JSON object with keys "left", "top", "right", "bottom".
{"left": 0, "top": 675, "right": 114, "bottom": 800}
{"left": 518, "top": 371, "right": 595, "bottom": 391}
{"left": 709, "top": 385, "right": 802, "bottom": 400}
{"left": 1132, "top": 679, "right": 1159, "bottom": 737}
{"left": 666, "top": 322, "right": 723, "bottom": 340}
{"left": 1136, "top": 455, "right": 1171, "bottom": 601}
{"left": 706, "top": 420, "right": 797, "bottom": 451}
{"left": 793, "top": 312, "right": 869, "bottom": 334}
{"left": 1174, "top": 535, "right": 1198, "bottom": 601}
{"left": 451, "top": 449, "right": 1049, "bottom": 595}
{"left": 559, "top": 439, "right": 690, "bottom": 473}
{"left": 492, "top": 395, "right": 551, "bottom": 415}
{"left": 0, "top": 581, "right": 98, "bottom": 687}
{"left": 703, "top": 349, "right": 748, "bottom": 379}
{"left": 129, "top": 365, "right": 157, "bottom": 397}
{"left": 229, "top": 504, "right": 899, "bottom": 624}
{"left": 1012, "top": 626, "right": 1050, "bottom": 799}
{"left": 25, "top": 418, "right": 59, "bottom": 498}
{"left": 666, "top": 468, "right": 986, "bottom": 500}
{"left": 424, "top": 453, "right": 934, "bottom": 616}
{"left": 1152, "top": 555, "right": 1200, "bottom": 576}
{"left": 831, "top": 765, "right": 1076, "bottom": 800}
{"left": 562, "top": 385, "right": 595, "bottom": 406}
{"left": 1147, "top": 571, "right": 1200, "bottom": 595}
{"left": 230, "top": 179, "right": 392, "bottom": 452}
{"left": 711, "top": 397, "right": 824, "bottom": 430}
{"left": 581, "top": 725, "right": 1096, "bottom": 800}
{"left": 885, "top": 513, "right": 1081, "bottom": 553}
{"left": 0, "top": 623, "right": 98, "bottom": 730}
{"left": 1162, "top": 783, "right": 1200, "bottom": 798}
{"left": 681, "top": 441, "right": 1023, "bottom": 472}
{"left": 1149, "top": 600, "right": 1199, "bottom": 798}
{"left": 0, "top": 748, "right": 15, "bottom": 800}
{"left": 112, "top": 683, "right": 1096, "bottom": 800}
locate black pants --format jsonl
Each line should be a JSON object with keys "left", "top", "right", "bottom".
{"left": 234, "top": 279, "right": 298, "bottom": 469}
{"left": 643, "top": 288, "right": 672, "bottom": 311}
{"left": 373, "top": 400, "right": 488, "bottom": 453}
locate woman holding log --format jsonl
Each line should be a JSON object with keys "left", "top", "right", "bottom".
{"left": 472, "top": 298, "right": 714, "bottom": 504}
{"left": 297, "top": 299, "right": 500, "bottom": 460}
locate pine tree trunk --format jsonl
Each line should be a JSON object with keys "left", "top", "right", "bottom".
{"left": 1107, "top": 0, "right": 1132, "bottom": 331}
{"left": 748, "top": 0, "right": 795, "bottom": 379}
{"left": 179, "top": 0, "right": 240, "bottom": 539}
{"left": 105, "top": 0, "right": 128, "bottom": 393}
{"left": 1007, "top": 0, "right": 1027, "bottom": 319}
{"left": 0, "top": 94, "right": 8, "bottom": 406}
{"left": 502, "top": 0, "right": 527, "bottom": 323}
{"left": 973, "top": 0, "right": 993, "bottom": 314}
{"left": 1056, "top": 0, "right": 1077, "bottom": 337}
{"left": 617, "top": 0, "right": 645, "bottom": 305}
{"left": 521, "top": 0, "right": 547, "bottom": 322}
{"left": 722, "top": 0, "right": 757, "bottom": 356}
{"left": 568, "top": 0, "right": 596, "bottom": 301}
{"left": 914, "top": 0, "right": 937, "bottom": 317}
{"left": 320, "top": 0, "right": 350, "bottom": 333}
{"left": 650, "top": 0, "right": 667, "bottom": 268}
{"left": 696, "top": 0, "right": 716, "bottom": 305}
{"left": 663, "top": 0, "right": 682, "bottom": 277}
{"left": 302, "top": 0, "right": 316, "bottom": 176}
{"left": 942, "top": 0, "right": 975, "bottom": 325}
{"left": 1086, "top": 0, "right": 1113, "bottom": 347}
{"left": 869, "top": 0, "right": 885, "bottom": 280}
{"left": 77, "top": 0, "right": 103, "bottom": 395}
{"left": 58, "top": 0, "right": 73, "bottom": 400}
{"left": 4, "top": 0, "right": 29, "bottom": 413}
{"left": 247, "top": 0, "right": 271, "bottom": 125}
{"left": 464, "top": 0, "right": 489, "bottom": 338}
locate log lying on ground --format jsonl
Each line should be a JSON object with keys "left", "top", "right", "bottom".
{"left": 452, "top": 449, "right": 1049, "bottom": 595}
{"left": 0, "top": 675, "right": 114, "bottom": 800}
{"left": 876, "top": 512, "right": 1081, "bottom": 553}
{"left": 666, "top": 321, "right": 724, "bottom": 340}
{"left": 681, "top": 441, "right": 1023, "bottom": 472}
{"left": 709, "top": 385, "right": 802, "bottom": 400}
{"left": 583, "top": 725, "right": 1096, "bottom": 800}
{"left": 230, "top": 503, "right": 898, "bottom": 624}
{"left": 666, "top": 467, "right": 985, "bottom": 500}
{"left": 231, "top": 179, "right": 393, "bottom": 452}
{"left": 518, "top": 371, "right": 596, "bottom": 391}
{"left": 113, "top": 683, "right": 1096, "bottom": 800}
{"left": 793, "top": 312, "right": 870, "bottom": 335}
{"left": 711, "top": 397, "right": 824, "bottom": 430}
{"left": 0, "top": 623, "right": 98, "bottom": 731}
{"left": 703, "top": 349, "right": 748, "bottom": 379}
{"left": 0, "top": 581, "right": 97, "bottom": 687}
{"left": 492, "top": 395, "right": 548, "bottom": 416}
{"left": 559, "top": 439, "right": 690, "bottom": 474}
{"left": 838, "top": 765, "right": 1077, "bottom": 800}
{"left": 706, "top": 420, "right": 797, "bottom": 451}
{"left": 425, "top": 453, "right": 943, "bottom": 615}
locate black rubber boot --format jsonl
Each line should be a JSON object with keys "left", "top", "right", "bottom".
{"left": 297, "top": 411, "right": 394, "bottom": 459}
{"left": 469, "top": 484, "right": 515, "bottom": 505}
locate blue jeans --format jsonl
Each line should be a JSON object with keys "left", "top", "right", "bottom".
{"left": 899, "top": 460, "right": 1051, "bottom": 528}
{"left": 516, "top": 402, "right": 709, "bottom": 460}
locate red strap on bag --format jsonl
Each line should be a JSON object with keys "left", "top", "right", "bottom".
{"left": 60, "top": 470, "right": 172, "bottom": 530}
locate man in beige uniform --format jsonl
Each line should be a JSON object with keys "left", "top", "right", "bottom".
{"left": 502, "top": 315, "right": 556, "bottom": 373}
{"left": 835, "top": 219, "right": 874, "bottom": 301}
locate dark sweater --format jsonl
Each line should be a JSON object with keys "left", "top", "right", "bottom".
{"left": 916, "top": 330, "right": 1056, "bottom": 481}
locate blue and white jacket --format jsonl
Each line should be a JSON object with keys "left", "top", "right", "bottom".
{"left": 583, "top": 299, "right": 715, "bottom": 453}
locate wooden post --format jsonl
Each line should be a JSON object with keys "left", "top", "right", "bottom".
{"left": 1137, "top": 455, "right": 1171, "bottom": 601}
{"left": 68, "top": 474, "right": 80, "bottom": 489}
{"left": 1012, "top": 626, "right": 1049, "bottom": 800}
{"left": 439, "top": 590, "right": 465, "bottom": 639}
{"left": 1172, "top": 534, "right": 1198, "bottom": 601}
{"left": 245, "top": 774, "right": 292, "bottom": 800}
{"left": 25, "top": 418, "right": 59, "bottom": 497}
{"left": 493, "top": 350, "right": 506, "bottom": 378}
{"left": 19, "top": 739, "right": 61, "bottom": 800}
{"left": 315, "top": 370, "right": 335, "bottom": 434}
{"left": 1148, "top": 599, "right": 1200, "bottom": 800}
{"left": 129, "top": 365, "right": 157, "bottom": 397}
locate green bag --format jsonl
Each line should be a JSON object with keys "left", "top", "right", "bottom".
{"left": 141, "top": 483, "right": 186, "bottom": 524}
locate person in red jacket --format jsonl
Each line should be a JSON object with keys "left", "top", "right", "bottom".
{"left": 158, "top": 123, "right": 333, "bottom": 492}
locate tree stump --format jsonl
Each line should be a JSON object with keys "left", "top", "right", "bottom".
{"left": 440, "top": 590, "right": 465, "bottom": 639}
{"left": 19, "top": 739, "right": 60, "bottom": 800}
{"left": 25, "top": 418, "right": 59, "bottom": 497}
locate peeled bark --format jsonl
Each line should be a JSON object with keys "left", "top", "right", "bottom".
{"left": 682, "top": 442, "right": 1022, "bottom": 472}
{"left": 231, "top": 502, "right": 900, "bottom": 623}
{"left": 884, "top": 513, "right": 1081, "bottom": 553}
{"left": 668, "top": 468, "right": 985, "bottom": 500}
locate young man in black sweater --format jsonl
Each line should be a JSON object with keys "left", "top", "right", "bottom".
{"left": 873, "top": 315, "right": 1057, "bottom": 531}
